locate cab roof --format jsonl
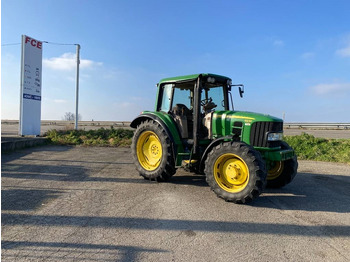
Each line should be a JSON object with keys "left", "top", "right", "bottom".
{"left": 158, "top": 73, "right": 232, "bottom": 85}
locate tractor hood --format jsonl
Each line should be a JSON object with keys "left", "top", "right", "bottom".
{"left": 211, "top": 110, "right": 283, "bottom": 143}
{"left": 212, "top": 110, "right": 282, "bottom": 123}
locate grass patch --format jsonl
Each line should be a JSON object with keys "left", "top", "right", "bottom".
{"left": 284, "top": 133, "right": 350, "bottom": 163}
{"left": 46, "top": 128, "right": 350, "bottom": 163}
{"left": 45, "top": 127, "right": 133, "bottom": 147}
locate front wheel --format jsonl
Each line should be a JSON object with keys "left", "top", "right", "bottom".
{"left": 204, "top": 142, "right": 267, "bottom": 204}
{"left": 267, "top": 141, "right": 298, "bottom": 188}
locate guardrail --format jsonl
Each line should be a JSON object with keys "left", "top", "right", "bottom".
{"left": 2, "top": 120, "right": 349, "bottom": 129}
{"left": 284, "top": 123, "right": 350, "bottom": 129}
{"left": 1, "top": 120, "right": 132, "bottom": 127}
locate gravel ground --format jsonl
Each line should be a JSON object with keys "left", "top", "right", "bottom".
{"left": 2, "top": 146, "right": 350, "bottom": 262}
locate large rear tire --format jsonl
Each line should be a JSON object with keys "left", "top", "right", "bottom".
{"left": 267, "top": 141, "right": 298, "bottom": 188}
{"left": 204, "top": 142, "right": 266, "bottom": 203}
{"left": 131, "top": 120, "right": 176, "bottom": 181}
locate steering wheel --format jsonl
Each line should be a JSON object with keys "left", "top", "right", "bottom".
{"left": 201, "top": 97, "right": 212, "bottom": 106}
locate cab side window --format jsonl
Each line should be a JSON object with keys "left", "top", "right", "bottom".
{"left": 172, "top": 88, "right": 191, "bottom": 110}
{"left": 159, "top": 84, "right": 173, "bottom": 113}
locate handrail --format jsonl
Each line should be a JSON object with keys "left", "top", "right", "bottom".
{"left": 284, "top": 123, "right": 350, "bottom": 129}
{"left": 2, "top": 120, "right": 349, "bottom": 129}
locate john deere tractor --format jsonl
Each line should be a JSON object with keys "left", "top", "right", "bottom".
{"left": 130, "top": 73, "right": 297, "bottom": 203}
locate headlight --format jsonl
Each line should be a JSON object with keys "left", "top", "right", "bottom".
{"left": 207, "top": 77, "right": 215, "bottom": 83}
{"left": 267, "top": 132, "right": 283, "bottom": 141}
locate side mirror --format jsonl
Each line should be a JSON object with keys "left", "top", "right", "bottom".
{"left": 231, "top": 84, "right": 245, "bottom": 98}
{"left": 239, "top": 86, "right": 244, "bottom": 98}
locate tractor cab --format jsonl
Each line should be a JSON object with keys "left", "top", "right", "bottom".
{"left": 155, "top": 74, "right": 237, "bottom": 148}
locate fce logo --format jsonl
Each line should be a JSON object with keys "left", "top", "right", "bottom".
{"left": 25, "top": 36, "right": 42, "bottom": 49}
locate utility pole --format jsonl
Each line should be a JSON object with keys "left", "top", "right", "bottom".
{"left": 75, "top": 44, "right": 80, "bottom": 130}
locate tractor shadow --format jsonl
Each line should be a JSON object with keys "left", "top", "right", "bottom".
{"left": 255, "top": 171, "right": 350, "bottom": 213}
{"left": 170, "top": 170, "right": 350, "bottom": 213}
{"left": 171, "top": 172, "right": 208, "bottom": 187}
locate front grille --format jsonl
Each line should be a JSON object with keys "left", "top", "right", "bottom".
{"left": 250, "top": 121, "right": 283, "bottom": 148}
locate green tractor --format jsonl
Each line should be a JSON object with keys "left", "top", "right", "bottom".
{"left": 130, "top": 73, "right": 297, "bottom": 203}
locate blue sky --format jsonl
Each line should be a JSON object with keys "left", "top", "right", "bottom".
{"left": 2, "top": 0, "right": 350, "bottom": 122}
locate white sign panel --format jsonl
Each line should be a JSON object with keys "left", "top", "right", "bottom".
{"left": 19, "top": 35, "right": 43, "bottom": 136}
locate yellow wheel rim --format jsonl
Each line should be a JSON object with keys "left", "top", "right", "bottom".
{"left": 136, "top": 131, "right": 162, "bottom": 171}
{"left": 213, "top": 153, "right": 249, "bottom": 193}
{"left": 267, "top": 161, "right": 284, "bottom": 180}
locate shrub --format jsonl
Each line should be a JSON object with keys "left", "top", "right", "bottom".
{"left": 45, "top": 127, "right": 134, "bottom": 147}
{"left": 284, "top": 133, "right": 350, "bottom": 163}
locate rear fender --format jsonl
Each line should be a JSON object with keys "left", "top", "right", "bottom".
{"left": 130, "top": 113, "right": 184, "bottom": 162}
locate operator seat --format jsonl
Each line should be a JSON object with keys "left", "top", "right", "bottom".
{"left": 172, "top": 104, "right": 192, "bottom": 139}
{"left": 172, "top": 104, "right": 191, "bottom": 117}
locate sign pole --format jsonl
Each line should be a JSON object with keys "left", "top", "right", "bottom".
{"left": 19, "top": 35, "right": 26, "bottom": 136}
{"left": 75, "top": 44, "right": 80, "bottom": 130}
{"left": 19, "top": 35, "right": 43, "bottom": 136}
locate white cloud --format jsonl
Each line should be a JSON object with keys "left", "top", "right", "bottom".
{"left": 336, "top": 44, "right": 350, "bottom": 57}
{"left": 309, "top": 82, "right": 350, "bottom": 96}
{"left": 43, "top": 53, "right": 102, "bottom": 71}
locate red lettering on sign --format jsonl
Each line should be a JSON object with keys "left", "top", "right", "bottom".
{"left": 25, "top": 36, "right": 42, "bottom": 49}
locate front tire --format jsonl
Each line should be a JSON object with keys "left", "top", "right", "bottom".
{"left": 131, "top": 120, "right": 176, "bottom": 181}
{"left": 204, "top": 142, "right": 266, "bottom": 203}
{"left": 267, "top": 141, "right": 298, "bottom": 188}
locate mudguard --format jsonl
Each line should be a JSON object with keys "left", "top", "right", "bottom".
{"left": 130, "top": 112, "right": 185, "bottom": 161}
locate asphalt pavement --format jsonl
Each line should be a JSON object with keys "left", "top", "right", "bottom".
{"left": 2, "top": 146, "right": 350, "bottom": 262}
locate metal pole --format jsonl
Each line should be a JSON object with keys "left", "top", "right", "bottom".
{"left": 19, "top": 35, "right": 26, "bottom": 136}
{"left": 75, "top": 44, "right": 80, "bottom": 130}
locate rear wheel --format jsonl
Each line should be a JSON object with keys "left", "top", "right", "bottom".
{"left": 267, "top": 141, "right": 298, "bottom": 188}
{"left": 132, "top": 120, "right": 176, "bottom": 181}
{"left": 204, "top": 142, "right": 266, "bottom": 203}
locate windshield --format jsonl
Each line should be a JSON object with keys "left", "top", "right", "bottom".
{"left": 201, "top": 85, "right": 226, "bottom": 112}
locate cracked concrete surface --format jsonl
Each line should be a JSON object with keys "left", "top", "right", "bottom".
{"left": 2, "top": 146, "right": 350, "bottom": 261}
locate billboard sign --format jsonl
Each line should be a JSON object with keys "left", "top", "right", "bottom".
{"left": 19, "top": 35, "right": 43, "bottom": 136}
